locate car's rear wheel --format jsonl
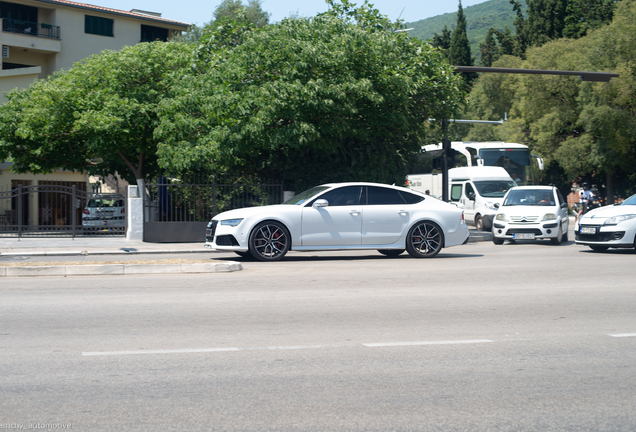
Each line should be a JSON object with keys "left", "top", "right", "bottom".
{"left": 406, "top": 221, "right": 443, "bottom": 258}
{"left": 377, "top": 249, "right": 405, "bottom": 257}
{"left": 589, "top": 245, "right": 609, "bottom": 252}
{"left": 475, "top": 215, "right": 484, "bottom": 231}
{"left": 248, "top": 221, "right": 290, "bottom": 261}
{"left": 550, "top": 226, "right": 563, "bottom": 245}
{"left": 492, "top": 237, "right": 504, "bottom": 245}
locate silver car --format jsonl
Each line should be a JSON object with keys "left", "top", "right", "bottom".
{"left": 492, "top": 186, "right": 570, "bottom": 245}
{"left": 82, "top": 195, "right": 126, "bottom": 228}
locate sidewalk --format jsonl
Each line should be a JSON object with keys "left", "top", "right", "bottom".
{"left": 0, "top": 236, "right": 209, "bottom": 256}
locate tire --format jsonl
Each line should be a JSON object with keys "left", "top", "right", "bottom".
{"left": 492, "top": 237, "right": 504, "bottom": 245}
{"left": 406, "top": 221, "right": 443, "bottom": 258}
{"left": 589, "top": 245, "right": 609, "bottom": 252}
{"left": 475, "top": 215, "right": 484, "bottom": 231}
{"left": 550, "top": 226, "right": 563, "bottom": 245}
{"left": 378, "top": 249, "right": 405, "bottom": 257}
{"left": 248, "top": 221, "right": 291, "bottom": 261}
{"left": 562, "top": 228, "right": 569, "bottom": 242}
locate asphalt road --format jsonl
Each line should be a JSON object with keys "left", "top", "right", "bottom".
{"left": 1, "top": 240, "right": 635, "bottom": 431}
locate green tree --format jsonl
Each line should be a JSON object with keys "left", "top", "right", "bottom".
{"left": 479, "top": 28, "right": 499, "bottom": 66}
{"left": 431, "top": 25, "right": 452, "bottom": 60}
{"left": 0, "top": 42, "right": 193, "bottom": 186}
{"left": 450, "top": 1, "right": 477, "bottom": 88}
{"left": 563, "top": 0, "right": 617, "bottom": 39}
{"left": 156, "top": 12, "right": 464, "bottom": 191}
{"left": 213, "top": 0, "right": 270, "bottom": 28}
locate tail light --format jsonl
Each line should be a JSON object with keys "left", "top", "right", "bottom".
{"left": 461, "top": 211, "right": 465, "bottom": 220}
{"left": 83, "top": 209, "right": 90, "bottom": 214}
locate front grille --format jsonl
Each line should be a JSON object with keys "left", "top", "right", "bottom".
{"left": 205, "top": 220, "right": 218, "bottom": 242}
{"left": 510, "top": 216, "right": 539, "bottom": 223}
{"left": 505, "top": 228, "right": 543, "bottom": 236}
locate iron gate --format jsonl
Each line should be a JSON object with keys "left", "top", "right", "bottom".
{"left": 143, "top": 179, "right": 284, "bottom": 243}
{"left": 0, "top": 183, "right": 126, "bottom": 238}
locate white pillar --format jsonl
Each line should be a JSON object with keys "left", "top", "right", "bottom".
{"left": 126, "top": 185, "right": 143, "bottom": 241}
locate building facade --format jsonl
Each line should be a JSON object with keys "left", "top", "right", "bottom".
{"left": 0, "top": 0, "right": 190, "bottom": 103}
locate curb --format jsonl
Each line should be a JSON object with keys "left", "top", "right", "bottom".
{"left": 0, "top": 261, "right": 243, "bottom": 277}
{"left": 0, "top": 249, "right": 208, "bottom": 257}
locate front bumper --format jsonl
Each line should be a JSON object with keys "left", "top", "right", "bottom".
{"left": 492, "top": 222, "right": 562, "bottom": 240}
{"left": 574, "top": 224, "right": 633, "bottom": 248}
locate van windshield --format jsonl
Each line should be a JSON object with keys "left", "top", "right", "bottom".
{"left": 474, "top": 181, "right": 517, "bottom": 198}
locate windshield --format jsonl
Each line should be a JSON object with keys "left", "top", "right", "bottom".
{"left": 86, "top": 198, "right": 124, "bottom": 208}
{"left": 282, "top": 186, "right": 330, "bottom": 205}
{"left": 619, "top": 194, "right": 636, "bottom": 206}
{"left": 503, "top": 189, "right": 555, "bottom": 206}
{"left": 479, "top": 148, "right": 532, "bottom": 185}
{"left": 474, "top": 181, "right": 517, "bottom": 198}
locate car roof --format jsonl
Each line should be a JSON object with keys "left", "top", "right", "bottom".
{"left": 319, "top": 182, "right": 423, "bottom": 194}
{"left": 509, "top": 186, "right": 554, "bottom": 190}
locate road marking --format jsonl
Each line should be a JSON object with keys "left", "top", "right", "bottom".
{"left": 82, "top": 344, "right": 344, "bottom": 356}
{"left": 362, "top": 339, "right": 494, "bottom": 347}
{"left": 83, "top": 347, "right": 241, "bottom": 356}
{"left": 608, "top": 333, "right": 636, "bottom": 338}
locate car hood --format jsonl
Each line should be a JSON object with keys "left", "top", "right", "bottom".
{"left": 580, "top": 204, "right": 634, "bottom": 222}
{"left": 498, "top": 205, "right": 560, "bottom": 217}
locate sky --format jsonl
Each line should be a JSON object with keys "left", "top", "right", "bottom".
{"left": 92, "top": 0, "right": 487, "bottom": 26}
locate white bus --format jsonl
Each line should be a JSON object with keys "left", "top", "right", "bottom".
{"left": 421, "top": 141, "right": 544, "bottom": 186}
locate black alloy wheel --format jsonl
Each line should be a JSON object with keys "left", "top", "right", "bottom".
{"left": 248, "top": 221, "right": 291, "bottom": 261}
{"left": 406, "top": 221, "right": 443, "bottom": 258}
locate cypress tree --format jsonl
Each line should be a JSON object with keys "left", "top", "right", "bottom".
{"left": 449, "top": 1, "right": 476, "bottom": 88}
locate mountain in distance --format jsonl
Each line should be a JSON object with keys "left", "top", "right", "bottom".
{"left": 404, "top": 0, "right": 526, "bottom": 64}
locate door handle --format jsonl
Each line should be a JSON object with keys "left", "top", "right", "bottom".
{"left": 398, "top": 210, "right": 408, "bottom": 216}
{"left": 350, "top": 210, "right": 360, "bottom": 215}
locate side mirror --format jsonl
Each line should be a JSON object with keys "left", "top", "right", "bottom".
{"left": 313, "top": 199, "right": 329, "bottom": 208}
{"left": 561, "top": 202, "right": 568, "bottom": 209}
{"left": 467, "top": 192, "right": 476, "bottom": 201}
{"left": 494, "top": 203, "right": 500, "bottom": 209}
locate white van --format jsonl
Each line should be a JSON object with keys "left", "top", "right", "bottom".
{"left": 448, "top": 167, "right": 517, "bottom": 231}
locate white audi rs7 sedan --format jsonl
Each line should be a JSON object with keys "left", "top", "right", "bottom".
{"left": 205, "top": 182, "right": 470, "bottom": 261}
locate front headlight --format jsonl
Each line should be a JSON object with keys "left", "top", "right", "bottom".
{"left": 485, "top": 201, "right": 498, "bottom": 211}
{"left": 604, "top": 214, "right": 636, "bottom": 226}
{"left": 220, "top": 218, "right": 243, "bottom": 227}
{"left": 495, "top": 213, "right": 508, "bottom": 221}
{"left": 541, "top": 213, "right": 557, "bottom": 221}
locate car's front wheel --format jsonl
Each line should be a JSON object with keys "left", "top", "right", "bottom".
{"left": 406, "top": 221, "right": 443, "bottom": 258}
{"left": 377, "top": 249, "right": 405, "bottom": 257}
{"left": 248, "top": 221, "right": 291, "bottom": 261}
{"left": 550, "top": 226, "right": 563, "bottom": 245}
{"left": 492, "top": 237, "right": 504, "bottom": 245}
{"left": 475, "top": 215, "right": 484, "bottom": 231}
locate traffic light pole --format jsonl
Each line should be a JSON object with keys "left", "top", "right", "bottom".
{"left": 441, "top": 118, "right": 450, "bottom": 202}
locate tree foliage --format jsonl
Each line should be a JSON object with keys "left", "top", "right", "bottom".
{"left": 156, "top": 7, "right": 464, "bottom": 191}
{"left": 0, "top": 42, "right": 193, "bottom": 184}
{"left": 461, "top": 0, "right": 636, "bottom": 199}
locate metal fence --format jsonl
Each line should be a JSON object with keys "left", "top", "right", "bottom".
{"left": 1, "top": 18, "right": 61, "bottom": 39}
{"left": 143, "top": 177, "right": 284, "bottom": 242}
{"left": 0, "top": 181, "right": 126, "bottom": 238}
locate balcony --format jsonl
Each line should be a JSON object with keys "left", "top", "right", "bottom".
{"left": 1, "top": 18, "right": 60, "bottom": 39}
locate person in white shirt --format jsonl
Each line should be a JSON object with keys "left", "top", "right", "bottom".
{"left": 577, "top": 182, "right": 594, "bottom": 223}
